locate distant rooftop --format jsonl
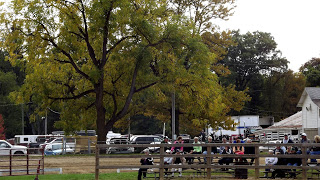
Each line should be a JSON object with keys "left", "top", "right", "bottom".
{"left": 297, "top": 87, "right": 320, "bottom": 107}
{"left": 265, "top": 111, "right": 302, "bottom": 129}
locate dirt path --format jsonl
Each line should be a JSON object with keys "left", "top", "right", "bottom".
{"left": 43, "top": 156, "right": 266, "bottom": 175}
{"left": 44, "top": 155, "right": 141, "bottom": 174}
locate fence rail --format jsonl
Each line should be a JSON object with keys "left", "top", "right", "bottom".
{"left": 0, "top": 148, "right": 44, "bottom": 177}
{"left": 95, "top": 143, "right": 320, "bottom": 180}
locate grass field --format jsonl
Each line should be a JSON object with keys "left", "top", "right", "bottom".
{"left": 0, "top": 170, "right": 260, "bottom": 180}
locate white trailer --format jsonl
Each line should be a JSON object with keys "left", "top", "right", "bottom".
{"left": 208, "top": 115, "right": 261, "bottom": 138}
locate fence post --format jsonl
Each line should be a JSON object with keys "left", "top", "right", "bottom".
{"left": 42, "top": 149, "right": 44, "bottom": 175}
{"left": 206, "top": 144, "right": 211, "bottom": 179}
{"left": 27, "top": 148, "right": 29, "bottom": 175}
{"left": 9, "top": 149, "right": 12, "bottom": 176}
{"left": 62, "top": 136, "right": 67, "bottom": 154}
{"left": 95, "top": 144, "right": 99, "bottom": 180}
{"left": 88, "top": 138, "right": 91, "bottom": 154}
{"left": 302, "top": 145, "right": 307, "bottom": 179}
{"left": 159, "top": 145, "right": 164, "bottom": 180}
{"left": 254, "top": 144, "right": 260, "bottom": 179}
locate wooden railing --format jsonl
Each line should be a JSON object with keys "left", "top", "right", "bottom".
{"left": 0, "top": 148, "right": 44, "bottom": 177}
{"left": 95, "top": 143, "right": 320, "bottom": 180}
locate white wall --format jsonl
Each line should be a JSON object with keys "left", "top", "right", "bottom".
{"left": 302, "top": 95, "right": 319, "bottom": 129}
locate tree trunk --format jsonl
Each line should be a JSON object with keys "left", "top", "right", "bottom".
{"left": 95, "top": 77, "right": 107, "bottom": 154}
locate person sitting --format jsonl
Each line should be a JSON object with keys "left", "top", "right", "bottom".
{"left": 161, "top": 136, "right": 171, "bottom": 152}
{"left": 164, "top": 150, "right": 173, "bottom": 177}
{"left": 218, "top": 146, "right": 233, "bottom": 171}
{"left": 244, "top": 139, "right": 255, "bottom": 165}
{"left": 233, "top": 139, "right": 244, "bottom": 162}
{"left": 203, "top": 136, "right": 217, "bottom": 163}
{"left": 286, "top": 147, "right": 302, "bottom": 178}
{"left": 171, "top": 136, "right": 184, "bottom": 153}
{"left": 187, "top": 137, "right": 202, "bottom": 164}
{"left": 171, "top": 149, "right": 185, "bottom": 177}
{"left": 265, "top": 150, "right": 278, "bottom": 178}
{"left": 271, "top": 147, "right": 286, "bottom": 179}
{"left": 310, "top": 135, "right": 320, "bottom": 163}
{"left": 138, "top": 149, "right": 153, "bottom": 180}
{"left": 219, "top": 137, "right": 229, "bottom": 153}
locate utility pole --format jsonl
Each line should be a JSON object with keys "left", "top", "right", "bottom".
{"left": 21, "top": 103, "right": 24, "bottom": 135}
{"left": 172, "top": 92, "right": 175, "bottom": 140}
{"left": 45, "top": 109, "right": 47, "bottom": 135}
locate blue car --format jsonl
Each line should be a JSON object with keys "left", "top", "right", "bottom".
{"left": 44, "top": 143, "right": 74, "bottom": 155}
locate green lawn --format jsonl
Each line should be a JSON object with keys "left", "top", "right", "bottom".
{"left": 0, "top": 172, "right": 138, "bottom": 180}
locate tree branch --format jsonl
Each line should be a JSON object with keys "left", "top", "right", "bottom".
{"left": 48, "top": 89, "right": 95, "bottom": 100}
{"left": 79, "top": 0, "right": 99, "bottom": 67}
{"left": 135, "top": 81, "right": 158, "bottom": 93}
{"left": 101, "top": 0, "right": 117, "bottom": 69}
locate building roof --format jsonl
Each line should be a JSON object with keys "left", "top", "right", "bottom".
{"left": 265, "top": 111, "right": 302, "bottom": 129}
{"left": 297, "top": 87, "right": 320, "bottom": 107}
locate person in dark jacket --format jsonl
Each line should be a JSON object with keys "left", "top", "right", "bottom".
{"left": 138, "top": 149, "right": 153, "bottom": 180}
{"left": 281, "top": 134, "right": 294, "bottom": 153}
{"left": 218, "top": 146, "right": 233, "bottom": 171}
{"left": 203, "top": 136, "right": 217, "bottom": 163}
{"left": 244, "top": 139, "right": 255, "bottom": 165}
{"left": 310, "top": 135, "right": 320, "bottom": 163}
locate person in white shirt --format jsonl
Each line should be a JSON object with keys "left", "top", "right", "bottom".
{"left": 164, "top": 150, "right": 173, "bottom": 177}
{"left": 264, "top": 150, "right": 278, "bottom": 177}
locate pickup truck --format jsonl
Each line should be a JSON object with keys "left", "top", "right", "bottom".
{"left": 0, "top": 140, "right": 27, "bottom": 155}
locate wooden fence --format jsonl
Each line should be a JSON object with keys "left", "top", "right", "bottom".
{"left": 0, "top": 148, "right": 44, "bottom": 177}
{"left": 95, "top": 142, "right": 320, "bottom": 180}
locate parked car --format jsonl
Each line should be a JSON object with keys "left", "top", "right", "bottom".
{"left": 0, "top": 140, "right": 27, "bottom": 155}
{"left": 130, "top": 135, "right": 162, "bottom": 153}
{"left": 179, "top": 134, "right": 191, "bottom": 143}
{"left": 44, "top": 143, "right": 74, "bottom": 155}
{"left": 106, "top": 137, "right": 134, "bottom": 154}
{"left": 259, "top": 140, "right": 280, "bottom": 152}
{"left": 40, "top": 137, "right": 76, "bottom": 150}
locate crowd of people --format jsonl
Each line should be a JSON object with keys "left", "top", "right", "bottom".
{"left": 138, "top": 132, "right": 320, "bottom": 179}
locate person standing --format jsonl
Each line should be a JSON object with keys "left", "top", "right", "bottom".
{"left": 138, "top": 149, "right": 153, "bottom": 180}
{"left": 297, "top": 133, "right": 311, "bottom": 154}
{"left": 199, "top": 130, "right": 206, "bottom": 142}
{"left": 281, "top": 134, "right": 294, "bottom": 153}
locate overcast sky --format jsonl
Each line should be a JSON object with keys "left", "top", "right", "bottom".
{"left": 216, "top": 0, "right": 320, "bottom": 72}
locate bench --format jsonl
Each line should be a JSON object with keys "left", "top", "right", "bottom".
{"left": 260, "top": 169, "right": 302, "bottom": 179}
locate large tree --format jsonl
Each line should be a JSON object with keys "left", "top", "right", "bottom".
{"left": 220, "top": 30, "right": 288, "bottom": 91}
{"left": 0, "top": 0, "right": 244, "bottom": 142}
{"left": 260, "top": 70, "right": 305, "bottom": 121}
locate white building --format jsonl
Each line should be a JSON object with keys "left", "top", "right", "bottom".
{"left": 297, "top": 87, "right": 320, "bottom": 138}
{"left": 254, "top": 111, "right": 302, "bottom": 142}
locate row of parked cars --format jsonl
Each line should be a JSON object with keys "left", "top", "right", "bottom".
{"left": 0, "top": 137, "right": 76, "bottom": 156}
{"left": 107, "top": 135, "right": 167, "bottom": 154}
